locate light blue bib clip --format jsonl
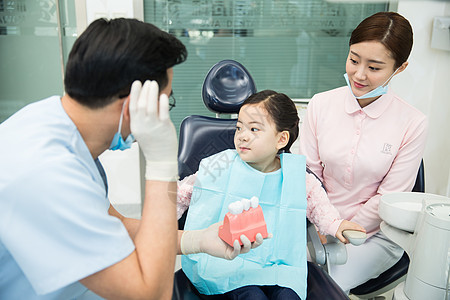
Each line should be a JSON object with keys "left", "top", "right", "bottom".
{"left": 182, "top": 149, "right": 307, "bottom": 299}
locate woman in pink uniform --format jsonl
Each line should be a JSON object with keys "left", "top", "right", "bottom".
{"left": 299, "top": 12, "right": 427, "bottom": 293}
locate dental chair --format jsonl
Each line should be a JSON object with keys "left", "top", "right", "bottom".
{"left": 173, "top": 60, "right": 349, "bottom": 300}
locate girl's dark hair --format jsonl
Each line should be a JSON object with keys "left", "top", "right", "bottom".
{"left": 350, "top": 12, "right": 413, "bottom": 69}
{"left": 241, "top": 90, "right": 299, "bottom": 153}
{"left": 64, "top": 18, "right": 187, "bottom": 108}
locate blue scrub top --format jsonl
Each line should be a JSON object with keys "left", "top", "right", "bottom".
{"left": 0, "top": 96, "right": 135, "bottom": 299}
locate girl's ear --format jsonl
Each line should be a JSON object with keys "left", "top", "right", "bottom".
{"left": 277, "top": 131, "right": 290, "bottom": 150}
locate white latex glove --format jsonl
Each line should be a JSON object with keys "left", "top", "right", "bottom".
{"left": 129, "top": 80, "right": 178, "bottom": 181}
{"left": 180, "top": 222, "right": 271, "bottom": 260}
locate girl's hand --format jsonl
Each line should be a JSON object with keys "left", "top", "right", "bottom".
{"left": 335, "top": 220, "right": 366, "bottom": 244}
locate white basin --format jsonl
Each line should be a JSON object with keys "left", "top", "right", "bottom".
{"left": 379, "top": 192, "right": 449, "bottom": 232}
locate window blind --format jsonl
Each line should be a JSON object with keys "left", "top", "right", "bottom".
{"left": 143, "top": 0, "right": 388, "bottom": 133}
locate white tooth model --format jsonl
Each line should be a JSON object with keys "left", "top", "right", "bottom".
{"left": 241, "top": 198, "right": 251, "bottom": 211}
{"left": 219, "top": 196, "right": 268, "bottom": 246}
{"left": 250, "top": 196, "right": 259, "bottom": 208}
{"left": 228, "top": 201, "right": 244, "bottom": 215}
{"left": 228, "top": 197, "right": 259, "bottom": 215}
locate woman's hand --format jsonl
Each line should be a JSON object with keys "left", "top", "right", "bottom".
{"left": 335, "top": 220, "right": 366, "bottom": 244}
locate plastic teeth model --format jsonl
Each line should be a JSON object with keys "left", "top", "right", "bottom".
{"left": 219, "top": 196, "right": 269, "bottom": 246}
{"left": 228, "top": 196, "right": 258, "bottom": 214}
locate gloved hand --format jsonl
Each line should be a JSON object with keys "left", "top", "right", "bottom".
{"left": 180, "top": 222, "right": 271, "bottom": 260}
{"left": 129, "top": 80, "right": 178, "bottom": 181}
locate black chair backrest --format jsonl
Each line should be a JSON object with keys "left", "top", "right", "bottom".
{"left": 178, "top": 116, "right": 237, "bottom": 180}
{"left": 412, "top": 160, "right": 425, "bottom": 193}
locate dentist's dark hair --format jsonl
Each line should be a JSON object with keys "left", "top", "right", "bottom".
{"left": 241, "top": 90, "right": 299, "bottom": 153}
{"left": 350, "top": 12, "right": 413, "bottom": 69}
{"left": 64, "top": 18, "right": 187, "bottom": 108}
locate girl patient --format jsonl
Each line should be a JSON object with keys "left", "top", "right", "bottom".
{"left": 178, "top": 90, "right": 365, "bottom": 300}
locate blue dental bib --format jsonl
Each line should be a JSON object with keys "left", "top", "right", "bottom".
{"left": 182, "top": 149, "right": 307, "bottom": 298}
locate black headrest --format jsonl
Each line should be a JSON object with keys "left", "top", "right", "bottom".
{"left": 202, "top": 60, "right": 256, "bottom": 114}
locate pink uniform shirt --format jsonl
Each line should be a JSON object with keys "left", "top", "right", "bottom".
{"left": 299, "top": 86, "right": 427, "bottom": 237}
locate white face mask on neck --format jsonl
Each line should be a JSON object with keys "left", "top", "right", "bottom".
{"left": 109, "top": 101, "right": 135, "bottom": 151}
{"left": 344, "top": 68, "right": 399, "bottom": 100}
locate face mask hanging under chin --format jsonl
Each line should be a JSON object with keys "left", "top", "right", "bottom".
{"left": 109, "top": 131, "right": 135, "bottom": 151}
{"left": 344, "top": 68, "right": 399, "bottom": 100}
{"left": 109, "top": 101, "right": 135, "bottom": 151}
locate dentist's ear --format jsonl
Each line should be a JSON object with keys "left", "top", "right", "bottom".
{"left": 123, "top": 97, "right": 131, "bottom": 122}
{"left": 277, "top": 131, "right": 290, "bottom": 150}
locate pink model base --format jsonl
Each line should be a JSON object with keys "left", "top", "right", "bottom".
{"left": 218, "top": 205, "right": 269, "bottom": 246}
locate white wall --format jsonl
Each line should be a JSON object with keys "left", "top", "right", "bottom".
{"left": 100, "top": 144, "right": 144, "bottom": 219}
{"left": 394, "top": 1, "right": 450, "bottom": 197}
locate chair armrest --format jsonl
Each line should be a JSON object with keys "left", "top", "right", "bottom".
{"left": 307, "top": 221, "right": 326, "bottom": 265}
{"left": 323, "top": 236, "right": 347, "bottom": 265}
{"left": 307, "top": 221, "right": 347, "bottom": 268}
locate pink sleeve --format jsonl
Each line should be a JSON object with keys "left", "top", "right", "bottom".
{"left": 176, "top": 173, "right": 197, "bottom": 220}
{"left": 306, "top": 172, "right": 342, "bottom": 236}
{"left": 351, "top": 116, "right": 428, "bottom": 236}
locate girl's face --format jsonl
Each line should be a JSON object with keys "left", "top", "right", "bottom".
{"left": 345, "top": 41, "right": 405, "bottom": 106}
{"left": 234, "top": 104, "right": 287, "bottom": 172}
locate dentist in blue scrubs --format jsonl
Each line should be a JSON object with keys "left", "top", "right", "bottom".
{"left": 0, "top": 18, "right": 263, "bottom": 300}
